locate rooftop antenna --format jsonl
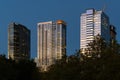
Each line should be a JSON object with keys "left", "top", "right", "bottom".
{"left": 102, "top": 4, "right": 106, "bottom": 12}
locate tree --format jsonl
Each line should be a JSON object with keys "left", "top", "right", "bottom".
{"left": 80, "top": 35, "right": 120, "bottom": 80}
{"left": 41, "top": 52, "right": 81, "bottom": 80}
{"left": 81, "top": 34, "right": 107, "bottom": 59}
{"left": 0, "top": 55, "right": 41, "bottom": 80}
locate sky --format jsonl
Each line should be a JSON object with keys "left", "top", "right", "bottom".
{"left": 0, "top": 0, "right": 120, "bottom": 58}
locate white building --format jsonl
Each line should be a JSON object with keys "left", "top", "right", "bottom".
{"left": 80, "top": 8, "right": 110, "bottom": 55}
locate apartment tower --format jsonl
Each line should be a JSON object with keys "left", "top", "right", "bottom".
{"left": 8, "top": 23, "right": 30, "bottom": 61}
{"left": 37, "top": 20, "right": 66, "bottom": 71}
{"left": 80, "top": 8, "right": 110, "bottom": 55}
{"left": 110, "top": 25, "right": 117, "bottom": 44}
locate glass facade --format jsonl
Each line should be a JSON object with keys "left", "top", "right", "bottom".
{"left": 110, "top": 25, "right": 116, "bottom": 43}
{"left": 80, "top": 9, "right": 110, "bottom": 54}
{"left": 8, "top": 23, "right": 30, "bottom": 61}
{"left": 37, "top": 20, "right": 66, "bottom": 71}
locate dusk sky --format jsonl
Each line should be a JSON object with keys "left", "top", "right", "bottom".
{"left": 0, "top": 0, "right": 120, "bottom": 58}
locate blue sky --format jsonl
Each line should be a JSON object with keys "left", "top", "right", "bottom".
{"left": 0, "top": 0, "right": 119, "bottom": 58}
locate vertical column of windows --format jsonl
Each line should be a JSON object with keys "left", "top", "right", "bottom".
{"left": 94, "top": 14, "right": 101, "bottom": 36}
{"left": 80, "top": 15, "right": 87, "bottom": 48}
{"left": 62, "top": 25, "right": 66, "bottom": 57}
{"left": 52, "top": 23, "right": 56, "bottom": 63}
{"left": 42, "top": 24, "right": 44, "bottom": 65}
{"left": 86, "top": 14, "right": 94, "bottom": 47}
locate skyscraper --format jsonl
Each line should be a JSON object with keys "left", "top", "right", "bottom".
{"left": 110, "top": 25, "right": 117, "bottom": 44}
{"left": 80, "top": 8, "right": 110, "bottom": 55}
{"left": 37, "top": 20, "right": 66, "bottom": 71}
{"left": 8, "top": 23, "right": 30, "bottom": 61}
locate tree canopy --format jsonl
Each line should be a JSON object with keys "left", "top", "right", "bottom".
{"left": 40, "top": 35, "right": 120, "bottom": 80}
{"left": 0, "top": 55, "right": 40, "bottom": 80}
{"left": 0, "top": 35, "right": 120, "bottom": 80}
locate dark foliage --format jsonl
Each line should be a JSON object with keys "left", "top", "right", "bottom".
{"left": 1, "top": 35, "right": 120, "bottom": 80}
{"left": 40, "top": 35, "right": 120, "bottom": 80}
{"left": 0, "top": 55, "right": 41, "bottom": 80}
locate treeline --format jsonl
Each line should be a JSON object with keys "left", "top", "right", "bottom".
{"left": 40, "top": 35, "right": 120, "bottom": 80}
{"left": 0, "top": 55, "right": 40, "bottom": 80}
{"left": 1, "top": 35, "right": 120, "bottom": 80}
{"left": 40, "top": 53, "right": 120, "bottom": 80}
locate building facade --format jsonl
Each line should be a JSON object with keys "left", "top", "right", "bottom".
{"left": 37, "top": 20, "right": 66, "bottom": 71}
{"left": 110, "top": 25, "right": 117, "bottom": 44}
{"left": 8, "top": 23, "right": 30, "bottom": 61}
{"left": 80, "top": 8, "right": 110, "bottom": 55}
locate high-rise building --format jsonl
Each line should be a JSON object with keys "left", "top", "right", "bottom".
{"left": 37, "top": 20, "right": 66, "bottom": 71}
{"left": 8, "top": 23, "right": 30, "bottom": 61}
{"left": 110, "top": 25, "right": 117, "bottom": 44}
{"left": 80, "top": 8, "right": 110, "bottom": 55}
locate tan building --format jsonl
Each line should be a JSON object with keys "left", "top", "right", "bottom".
{"left": 36, "top": 20, "right": 66, "bottom": 71}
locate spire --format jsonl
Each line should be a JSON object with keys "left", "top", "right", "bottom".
{"left": 102, "top": 4, "right": 106, "bottom": 12}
